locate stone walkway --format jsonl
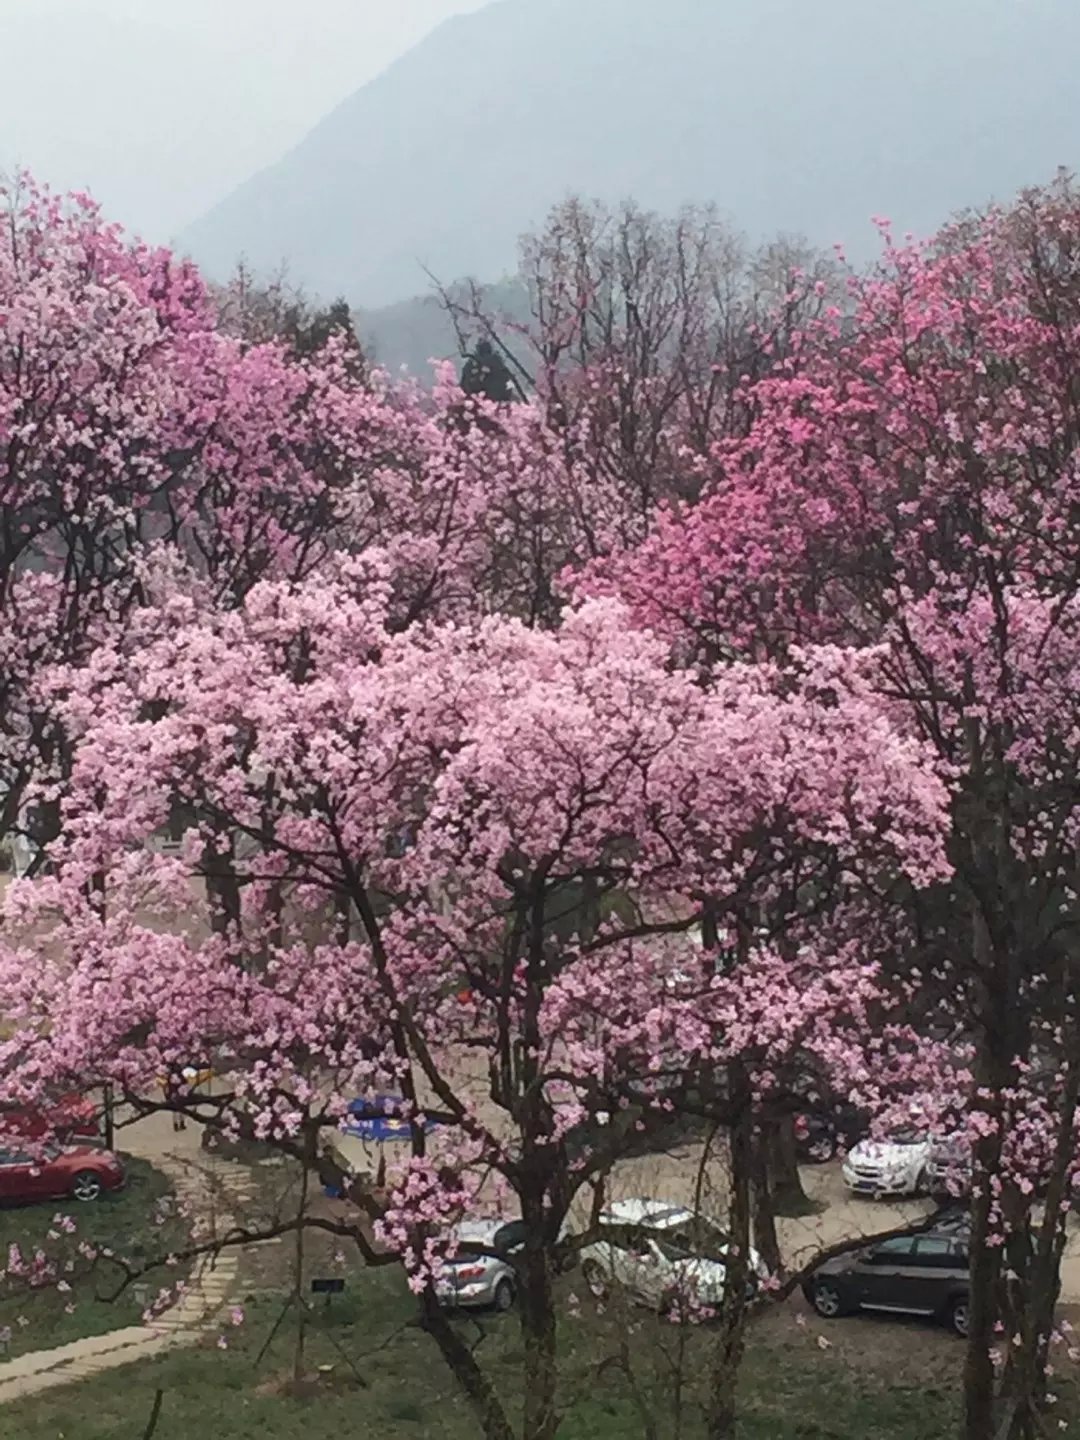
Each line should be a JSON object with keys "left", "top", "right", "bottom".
{"left": 0, "top": 1133, "right": 253, "bottom": 1403}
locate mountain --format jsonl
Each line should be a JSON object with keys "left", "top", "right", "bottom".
{"left": 179, "top": 0, "right": 1080, "bottom": 313}
{"left": 356, "top": 276, "right": 529, "bottom": 376}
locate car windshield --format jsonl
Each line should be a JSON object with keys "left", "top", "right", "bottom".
{"left": 934, "top": 1132, "right": 968, "bottom": 1151}
{"left": 653, "top": 1220, "right": 730, "bottom": 1264}
{"left": 887, "top": 1129, "right": 926, "bottom": 1145}
{"left": 492, "top": 1222, "right": 525, "bottom": 1255}
{"left": 448, "top": 1243, "right": 494, "bottom": 1266}
{"left": 1, "top": 1140, "right": 59, "bottom": 1161}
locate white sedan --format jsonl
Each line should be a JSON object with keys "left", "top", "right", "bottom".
{"left": 577, "top": 1197, "right": 766, "bottom": 1312}
{"left": 842, "top": 1131, "right": 932, "bottom": 1197}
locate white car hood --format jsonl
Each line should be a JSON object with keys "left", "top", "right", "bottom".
{"left": 669, "top": 1247, "right": 766, "bottom": 1294}
{"left": 848, "top": 1139, "right": 929, "bottom": 1169}
{"left": 671, "top": 1257, "right": 728, "bottom": 1296}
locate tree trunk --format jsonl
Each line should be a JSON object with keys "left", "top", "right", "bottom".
{"left": 202, "top": 825, "right": 241, "bottom": 939}
{"left": 519, "top": 1232, "right": 559, "bottom": 1440}
{"left": 292, "top": 1140, "right": 312, "bottom": 1389}
{"left": 964, "top": 908, "right": 1008, "bottom": 1440}
{"left": 749, "top": 1126, "right": 781, "bottom": 1274}
{"left": 102, "top": 1083, "right": 115, "bottom": 1151}
{"left": 419, "top": 1294, "right": 515, "bottom": 1440}
{"left": 761, "top": 1114, "right": 809, "bottom": 1215}
{"left": 334, "top": 890, "right": 351, "bottom": 945}
{"left": 705, "top": 1083, "right": 753, "bottom": 1440}
{"left": 999, "top": 1053, "right": 1080, "bottom": 1440}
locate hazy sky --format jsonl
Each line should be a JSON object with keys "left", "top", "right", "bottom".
{"left": 0, "top": 0, "right": 490, "bottom": 243}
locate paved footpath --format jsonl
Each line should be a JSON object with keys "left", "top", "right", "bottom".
{"left": 0, "top": 1113, "right": 253, "bottom": 1403}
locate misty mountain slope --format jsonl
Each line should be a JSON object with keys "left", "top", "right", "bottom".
{"left": 178, "top": 0, "right": 1080, "bottom": 308}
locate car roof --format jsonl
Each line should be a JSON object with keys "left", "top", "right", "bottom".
{"left": 928, "top": 1211, "right": 970, "bottom": 1234}
{"left": 855, "top": 1132, "right": 929, "bottom": 1146}
{"left": 601, "top": 1198, "right": 694, "bottom": 1229}
{"left": 453, "top": 1218, "right": 519, "bottom": 1244}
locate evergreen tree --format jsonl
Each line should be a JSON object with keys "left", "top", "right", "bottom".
{"left": 460, "top": 338, "right": 517, "bottom": 403}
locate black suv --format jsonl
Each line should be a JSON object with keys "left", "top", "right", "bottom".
{"left": 803, "top": 1226, "right": 969, "bottom": 1338}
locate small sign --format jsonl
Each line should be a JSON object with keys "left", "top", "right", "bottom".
{"left": 311, "top": 1277, "right": 345, "bottom": 1295}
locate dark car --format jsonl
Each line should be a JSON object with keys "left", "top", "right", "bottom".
{"left": 925, "top": 1132, "right": 972, "bottom": 1198}
{"left": 793, "top": 1090, "right": 869, "bottom": 1164}
{"left": 0, "top": 1144, "right": 124, "bottom": 1204}
{"left": 803, "top": 1226, "right": 969, "bottom": 1338}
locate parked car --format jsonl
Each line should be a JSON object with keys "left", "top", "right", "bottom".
{"left": 577, "top": 1197, "right": 766, "bottom": 1312}
{"left": 788, "top": 1073, "right": 869, "bottom": 1164}
{"left": 925, "top": 1132, "right": 972, "bottom": 1197}
{"left": 803, "top": 1224, "right": 970, "bottom": 1337}
{"left": 342, "top": 1093, "right": 440, "bottom": 1142}
{"left": 321, "top": 1094, "right": 442, "bottom": 1199}
{"left": 842, "top": 1129, "right": 932, "bottom": 1197}
{"left": 794, "top": 1102, "right": 869, "bottom": 1164}
{"left": 0, "top": 1092, "right": 99, "bottom": 1142}
{"left": 434, "top": 1218, "right": 526, "bottom": 1312}
{"left": 0, "top": 1144, "right": 124, "bottom": 1203}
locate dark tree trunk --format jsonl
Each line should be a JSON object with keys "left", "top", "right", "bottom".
{"left": 519, "top": 1214, "right": 560, "bottom": 1440}
{"left": 964, "top": 906, "right": 1009, "bottom": 1440}
{"left": 999, "top": 1054, "right": 1080, "bottom": 1440}
{"left": 419, "top": 1293, "right": 515, "bottom": 1440}
{"left": 761, "top": 1114, "right": 809, "bottom": 1215}
{"left": 706, "top": 1077, "right": 753, "bottom": 1440}
{"left": 749, "top": 1126, "right": 781, "bottom": 1274}
{"left": 102, "top": 1083, "right": 115, "bottom": 1151}
{"left": 334, "top": 890, "right": 351, "bottom": 945}
{"left": 202, "top": 825, "right": 241, "bottom": 939}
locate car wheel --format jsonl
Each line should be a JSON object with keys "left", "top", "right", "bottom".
{"left": 493, "top": 1279, "right": 515, "bottom": 1312}
{"left": 809, "top": 1281, "right": 847, "bottom": 1319}
{"left": 806, "top": 1133, "right": 837, "bottom": 1164}
{"left": 948, "top": 1296, "right": 970, "bottom": 1339}
{"left": 582, "top": 1260, "right": 609, "bottom": 1301}
{"left": 71, "top": 1170, "right": 103, "bottom": 1202}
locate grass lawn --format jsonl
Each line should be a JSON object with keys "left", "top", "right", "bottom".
{"left": 0, "top": 1154, "right": 192, "bottom": 1357}
{"left": 8, "top": 1256, "right": 1080, "bottom": 1440}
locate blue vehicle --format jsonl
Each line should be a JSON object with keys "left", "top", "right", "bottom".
{"left": 323, "top": 1094, "right": 438, "bottom": 1197}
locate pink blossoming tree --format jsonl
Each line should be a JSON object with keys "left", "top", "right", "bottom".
{"left": 0, "top": 563, "right": 950, "bottom": 1439}
{"left": 587, "top": 176, "right": 1080, "bottom": 1440}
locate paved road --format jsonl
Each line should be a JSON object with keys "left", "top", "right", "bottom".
{"left": 596, "top": 1138, "right": 1080, "bottom": 1300}
{"left": 38, "top": 1058, "right": 1080, "bottom": 1311}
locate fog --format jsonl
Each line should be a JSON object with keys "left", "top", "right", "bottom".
{"left": 0, "top": 0, "right": 488, "bottom": 242}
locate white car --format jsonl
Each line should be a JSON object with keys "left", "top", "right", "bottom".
{"left": 577, "top": 1197, "right": 766, "bottom": 1312}
{"left": 842, "top": 1130, "right": 932, "bottom": 1197}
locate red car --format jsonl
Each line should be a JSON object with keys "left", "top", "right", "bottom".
{"left": 0, "top": 1092, "right": 99, "bottom": 1142}
{"left": 0, "top": 1144, "right": 124, "bottom": 1203}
